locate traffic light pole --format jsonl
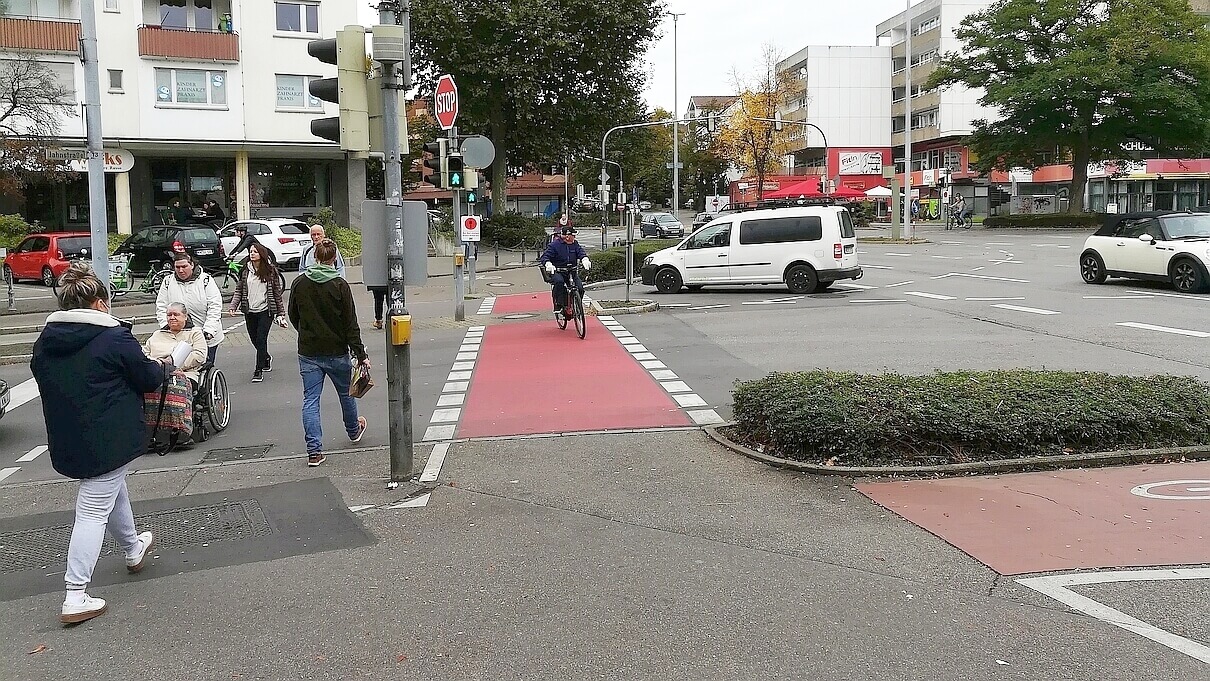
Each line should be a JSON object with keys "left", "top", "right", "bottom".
{"left": 451, "top": 125, "right": 465, "bottom": 321}
{"left": 379, "top": 1, "right": 413, "bottom": 483}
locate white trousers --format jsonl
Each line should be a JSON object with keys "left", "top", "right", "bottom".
{"left": 65, "top": 464, "right": 139, "bottom": 591}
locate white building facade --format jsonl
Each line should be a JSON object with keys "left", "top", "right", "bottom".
{"left": 0, "top": 0, "right": 361, "bottom": 233}
{"left": 776, "top": 45, "right": 892, "bottom": 193}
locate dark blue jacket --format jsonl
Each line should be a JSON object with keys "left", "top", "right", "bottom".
{"left": 31, "top": 309, "right": 170, "bottom": 480}
{"left": 540, "top": 239, "right": 588, "bottom": 268}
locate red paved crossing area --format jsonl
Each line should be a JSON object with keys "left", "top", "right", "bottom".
{"left": 858, "top": 461, "right": 1210, "bottom": 575}
{"left": 492, "top": 292, "right": 552, "bottom": 316}
{"left": 458, "top": 317, "right": 691, "bottom": 438}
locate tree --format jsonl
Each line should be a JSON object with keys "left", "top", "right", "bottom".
{"left": 679, "top": 121, "right": 731, "bottom": 210}
{"left": 408, "top": 0, "right": 666, "bottom": 209}
{"left": 928, "top": 0, "right": 1210, "bottom": 213}
{"left": 717, "top": 45, "right": 794, "bottom": 201}
{"left": 0, "top": 54, "right": 77, "bottom": 201}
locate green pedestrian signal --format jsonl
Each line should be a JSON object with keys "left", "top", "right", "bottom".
{"left": 447, "top": 155, "right": 465, "bottom": 189}
{"left": 467, "top": 189, "right": 477, "bottom": 204}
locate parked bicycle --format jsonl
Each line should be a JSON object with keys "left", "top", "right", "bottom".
{"left": 110, "top": 258, "right": 171, "bottom": 298}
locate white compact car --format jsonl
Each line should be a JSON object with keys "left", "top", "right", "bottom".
{"left": 1079, "top": 211, "right": 1210, "bottom": 293}
{"left": 219, "top": 219, "right": 312, "bottom": 270}
{"left": 639, "top": 205, "right": 862, "bottom": 294}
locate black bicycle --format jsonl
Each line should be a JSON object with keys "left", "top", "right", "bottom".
{"left": 541, "top": 263, "right": 586, "bottom": 339}
{"left": 946, "top": 211, "right": 973, "bottom": 230}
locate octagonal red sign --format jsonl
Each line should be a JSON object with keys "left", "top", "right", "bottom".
{"left": 434, "top": 75, "right": 458, "bottom": 130}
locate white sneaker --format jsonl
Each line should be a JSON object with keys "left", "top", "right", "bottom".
{"left": 125, "top": 531, "right": 155, "bottom": 573}
{"left": 60, "top": 594, "right": 107, "bottom": 624}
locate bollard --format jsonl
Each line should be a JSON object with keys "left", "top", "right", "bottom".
{"left": 493, "top": 241, "right": 499, "bottom": 267}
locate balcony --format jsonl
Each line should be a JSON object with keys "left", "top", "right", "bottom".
{"left": 0, "top": 16, "right": 80, "bottom": 52}
{"left": 892, "top": 91, "right": 941, "bottom": 118}
{"left": 893, "top": 126, "right": 941, "bottom": 147}
{"left": 137, "top": 25, "right": 239, "bottom": 62}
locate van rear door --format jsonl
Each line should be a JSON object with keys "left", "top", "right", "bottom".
{"left": 838, "top": 209, "right": 859, "bottom": 269}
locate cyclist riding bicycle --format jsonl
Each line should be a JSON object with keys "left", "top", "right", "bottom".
{"left": 156, "top": 253, "right": 224, "bottom": 364}
{"left": 540, "top": 226, "right": 592, "bottom": 319}
{"left": 950, "top": 194, "right": 972, "bottom": 228}
{"left": 227, "top": 223, "right": 278, "bottom": 265}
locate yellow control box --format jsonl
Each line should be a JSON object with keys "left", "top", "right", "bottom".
{"left": 390, "top": 315, "right": 411, "bottom": 346}
{"left": 453, "top": 253, "right": 465, "bottom": 267}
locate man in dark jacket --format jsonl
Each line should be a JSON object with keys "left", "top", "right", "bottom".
{"left": 539, "top": 226, "right": 592, "bottom": 317}
{"left": 288, "top": 239, "right": 369, "bottom": 467}
{"left": 32, "top": 262, "right": 173, "bottom": 623}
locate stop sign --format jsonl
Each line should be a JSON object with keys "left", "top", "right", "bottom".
{"left": 434, "top": 75, "right": 458, "bottom": 130}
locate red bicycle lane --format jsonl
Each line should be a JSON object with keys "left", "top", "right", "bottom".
{"left": 858, "top": 461, "right": 1210, "bottom": 575}
{"left": 457, "top": 294, "right": 692, "bottom": 438}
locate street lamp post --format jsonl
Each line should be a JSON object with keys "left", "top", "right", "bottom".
{"left": 904, "top": 0, "right": 914, "bottom": 239}
{"left": 669, "top": 12, "right": 685, "bottom": 219}
{"left": 752, "top": 118, "right": 828, "bottom": 193}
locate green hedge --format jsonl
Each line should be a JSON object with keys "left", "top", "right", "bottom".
{"left": 0, "top": 214, "right": 33, "bottom": 249}
{"left": 731, "top": 370, "right": 1210, "bottom": 467}
{"left": 982, "top": 213, "right": 1104, "bottom": 229}
{"left": 585, "top": 239, "right": 678, "bottom": 283}
{"left": 484, "top": 212, "right": 554, "bottom": 248}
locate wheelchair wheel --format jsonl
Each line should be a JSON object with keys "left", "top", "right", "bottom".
{"left": 205, "top": 367, "right": 231, "bottom": 431}
{"left": 194, "top": 420, "right": 209, "bottom": 443}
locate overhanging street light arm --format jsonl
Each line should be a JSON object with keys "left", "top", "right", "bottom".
{"left": 750, "top": 117, "right": 828, "bottom": 151}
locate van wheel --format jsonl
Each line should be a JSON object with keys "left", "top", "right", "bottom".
{"left": 785, "top": 264, "right": 818, "bottom": 294}
{"left": 654, "top": 267, "right": 683, "bottom": 294}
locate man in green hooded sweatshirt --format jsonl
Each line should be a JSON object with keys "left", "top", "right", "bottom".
{"left": 288, "top": 239, "right": 369, "bottom": 466}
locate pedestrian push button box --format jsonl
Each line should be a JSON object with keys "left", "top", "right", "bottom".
{"left": 390, "top": 315, "right": 411, "bottom": 346}
{"left": 453, "top": 253, "right": 465, "bottom": 267}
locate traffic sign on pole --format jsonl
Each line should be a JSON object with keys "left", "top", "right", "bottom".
{"left": 599, "top": 169, "right": 610, "bottom": 184}
{"left": 434, "top": 74, "right": 458, "bottom": 130}
{"left": 460, "top": 214, "right": 481, "bottom": 242}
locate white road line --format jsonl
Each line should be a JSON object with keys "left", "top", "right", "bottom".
{"left": 649, "top": 370, "right": 678, "bottom": 380}
{"left": 625, "top": 344, "right": 650, "bottom": 353}
{"left": 833, "top": 282, "right": 877, "bottom": 290}
{"left": 16, "top": 445, "right": 47, "bottom": 462}
{"left": 1128, "top": 290, "right": 1210, "bottom": 302}
{"left": 940, "top": 240, "right": 963, "bottom": 245}
{"left": 225, "top": 320, "right": 247, "bottom": 333}
{"left": 419, "top": 442, "right": 450, "bottom": 483}
{"left": 388, "top": 493, "right": 432, "bottom": 509}
{"left": 476, "top": 298, "right": 496, "bottom": 315}
{"left": 639, "top": 360, "right": 667, "bottom": 369}
{"left": 965, "top": 297, "right": 1025, "bottom": 301}
{"left": 660, "top": 381, "right": 692, "bottom": 393}
{"left": 969, "top": 267, "right": 986, "bottom": 271}
{"left": 455, "top": 352, "right": 477, "bottom": 361}
{"left": 861, "top": 264, "right": 893, "bottom": 270}
{"left": 885, "top": 253, "right": 912, "bottom": 257}
{"left": 469, "top": 326, "right": 485, "bottom": 331}
{"left": 422, "top": 425, "right": 456, "bottom": 442}
{"left": 1017, "top": 569, "right": 1210, "bottom": 665}
{"left": 986, "top": 242, "right": 1012, "bottom": 246}
{"left": 597, "top": 316, "right": 615, "bottom": 321}
{"left": 0, "top": 467, "right": 19, "bottom": 483}
{"left": 850, "top": 299, "right": 907, "bottom": 303}
{"left": 6, "top": 378, "right": 39, "bottom": 412}
{"left": 934, "top": 272, "right": 1030, "bottom": 283}
{"left": 451, "top": 361, "right": 475, "bottom": 371}
{"left": 686, "top": 409, "right": 725, "bottom": 425}
{"left": 1083, "top": 295, "right": 1151, "bottom": 300}
{"left": 1116, "top": 322, "right": 1210, "bottom": 338}
{"left": 619, "top": 337, "right": 642, "bottom": 345}
{"left": 442, "top": 381, "right": 469, "bottom": 392}
{"left": 673, "top": 393, "right": 708, "bottom": 408}
{"left": 904, "top": 291, "right": 957, "bottom": 300}
{"left": 741, "top": 300, "right": 797, "bottom": 305}
{"left": 430, "top": 408, "right": 461, "bottom": 423}
{"left": 436, "top": 393, "right": 465, "bottom": 407}
{"left": 883, "top": 281, "right": 914, "bottom": 288}
{"left": 660, "top": 303, "right": 693, "bottom": 308}
{"left": 687, "top": 304, "right": 729, "bottom": 310}
{"left": 632, "top": 352, "right": 657, "bottom": 361}
{"left": 930, "top": 255, "right": 962, "bottom": 260}
{"left": 991, "top": 304, "right": 1060, "bottom": 315}
{"left": 448, "top": 371, "right": 473, "bottom": 381}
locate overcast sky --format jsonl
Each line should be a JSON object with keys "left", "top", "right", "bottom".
{"left": 360, "top": 1, "right": 909, "bottom": 114}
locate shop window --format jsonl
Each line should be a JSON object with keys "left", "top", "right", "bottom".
{"left": 248, "top": 161, "right": 330, "bottom": 208}
{"left": 154, "top": 68, "right": 227, "bottom": 108}
{"left": 275, "top": 75, "right": 324, "bottom": 111}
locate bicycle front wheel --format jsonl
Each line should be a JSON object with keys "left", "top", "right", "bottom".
{"left": 573, "top": 292, "right": 586, "bottom": 339}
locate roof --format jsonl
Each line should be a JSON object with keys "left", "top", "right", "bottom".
{"left": 1094, "top": 211, "right": 1193, "bottom": 237}
{"left": 687, "top": 96, "right": 736, "bottom": 111}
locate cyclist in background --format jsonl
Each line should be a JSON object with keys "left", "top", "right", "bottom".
{"left": 540, "top": 226, "right": 591, "bottom": 319}
{"left": 950, "top": 193, "right": 971, "bottom": 228}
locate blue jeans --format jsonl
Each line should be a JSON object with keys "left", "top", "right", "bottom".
{"left": 551, "top": 271, "right": 583, "bottom": 310}
{"left": 299, "top": 354, "right": 359, "bottom": 454}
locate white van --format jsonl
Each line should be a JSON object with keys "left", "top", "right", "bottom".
{"left": 639, "top": 205, "right": 862, "bottom": 294}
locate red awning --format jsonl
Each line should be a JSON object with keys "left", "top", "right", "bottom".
{"left": 762, "top": 179, "right": 823, "bottom": 200}
{"left": 831, "top": 185, "right": 868, "bottom": 199}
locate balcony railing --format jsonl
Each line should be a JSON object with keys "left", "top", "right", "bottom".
{"left": 137, "top": 25, "right": 239, "bottom": 62}
{"left": 0, "top": 16, "right": 80, "bottom": 52}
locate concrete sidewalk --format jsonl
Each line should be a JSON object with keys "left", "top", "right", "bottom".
{"left": 0, "top": 430, "right": 1195, "bottom": 680}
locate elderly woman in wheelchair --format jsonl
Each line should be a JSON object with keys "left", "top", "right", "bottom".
{"left": 142, "top": 303, "right": 207, "bottom": 449}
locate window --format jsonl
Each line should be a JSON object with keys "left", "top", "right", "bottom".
{"left": 915, "top": 16, "right": 939, "bottom": 35}
{"left": 275, "top": 1, "right": 319, "bottom": 34}
{"left": 275, "top": 75, "right": 323, "bottom": 111}
{"left": 104, "top": 0, "right": 120, "bottom": 11}
{"left": 19, "top": 237, "right": 50, "bottom": 253}
{"left": 41, "top": 62, "right": 75, "bottom": 99}
{"left": 155, "top": 68, "right": 227, "bottom": 107}
{"left": 194, "top": 0, "right": 214, "bottom": 30}
{"left": 738, "top": 217, "right": 823, "bottom": 245}
{"left": 160, "top": 0, "right": 187, "bottom": 28}
{"left": 682, "top": 223, "right": 730, "bottom": 250}
{"left": 839, "top": 211, "right": 855, "bottom": 239}
{"left": 5, "top": 0, "right": 69, "bottom": 19}
{"left": 108, "top": 69, "right": 123, "bottom": 92}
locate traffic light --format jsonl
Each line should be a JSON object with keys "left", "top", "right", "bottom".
{"left": 465, "top": 171, "right": 479, "bottom": 203}
{"left": 447, "top": 154, "right": 465, "bottom": 189}
{"left": 817, "top": 180, "right": 826, "bottom": 194}
{"left": 307, "top": 26, "right": 370, "bottom": 155}
{"left": 466, "top": 188, "right": 477, "bottom": 204}
{"left": 422, "top": 139, "right": 447, "bottom": 189}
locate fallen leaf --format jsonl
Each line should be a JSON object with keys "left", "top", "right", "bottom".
{"left": 396, "top": 654, "right": 409, "bottom": 663}
{"left": 27, "top": 644, "right": 48, "bottom": 655}
{"left": 315, "top": 655, "right": 327, "bottom": 662}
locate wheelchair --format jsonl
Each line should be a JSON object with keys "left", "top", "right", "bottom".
{"left": 190, "top": 361, "right": 231, "bottom": 442}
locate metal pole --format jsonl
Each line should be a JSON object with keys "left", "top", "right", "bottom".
{"left": 563, "top": 154, "right": 569, "bottom": 218}
{"left": 452, "top": 126, "right": 465, "bottom": 321}
{"left": 381, "top": 1, "right": 413, "bottom": 482}
{"left": 904, "top": 0, "right": 914, "bottom": 239}
{"left": 670, "top": 12, "right": 684, "bottom": 221}
{"left": 625, "top": 207, "right": 633, "bottom": 303}
{"left": 79, "top": 0, "right": 108, "bottom": 287}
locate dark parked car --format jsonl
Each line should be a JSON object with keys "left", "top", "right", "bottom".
{"left": 0, "top": 378, "right": 9, "bottom": 421}
{"left": 640, "top": 212, "right": 685, "bottom": 239}
{"left": 3, "top": 232, "right": 93, "bottom": 287}
{"left": 691, "top": 212, "right": 714, "bottom": 231}
{"left": 114, "top": 225, "right": 226, "bottom": 276}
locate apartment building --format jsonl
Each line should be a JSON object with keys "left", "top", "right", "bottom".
{"left": 0, "top": 0, "right": 360, "bottom": 233}
{"left": 776, "top": 45, "right": 892, "bottom": 194}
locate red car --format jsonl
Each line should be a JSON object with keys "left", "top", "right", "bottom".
{"left": 3, "top": 232, "right": 93, "bottom": 287}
